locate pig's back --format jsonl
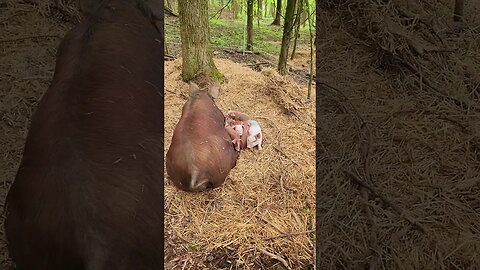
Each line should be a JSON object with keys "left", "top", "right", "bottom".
{"left": 166, "top": 94, "right": 238, "bottom": 191}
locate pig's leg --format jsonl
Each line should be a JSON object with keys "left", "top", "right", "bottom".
{"left": 240, "top": 122, "right": 249, "bottom": 150}
{"left": 257, "top": 139, "right": 263, "bottom": 150}
{"left": 225, "top": 126, "right": 241, "bottom": 151}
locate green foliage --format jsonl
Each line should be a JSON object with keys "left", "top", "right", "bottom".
{"left": 166, "top": 0, "right": 315, "bottom": 55}
{"left": 188, "top": 241, "right": 198, "bottom": 251}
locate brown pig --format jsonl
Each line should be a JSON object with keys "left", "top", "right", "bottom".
{"left": 166, "top": 83, "right": 239, "bottom": 192}
{"left": 4, "top": 0, "right": 164, "bottom": 269}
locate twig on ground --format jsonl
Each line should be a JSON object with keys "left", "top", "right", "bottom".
{"left": 257, "top": 215, "right": 285, "bottom": 235}
{"left": 273, "top": 146, "right": 300, "bottom": 167}
{"left": 388, "top": 51, "right": 480, "bottom": 112}
{"left": 361, "top": 187, "right": 381, "bottom": 270}
{"left": 344, "top": 170, "right": 427, "bottom": 233}
{"left": 165, "top": 54, "right": 176, "bottom": 61}
{"left": 223, "top": 48, "right": 261, "bottom": 55}
{"left": 165, "top": 89, "right": 177, "bottom": 95}
{"left": 279, "top": 171, "right": 286, "bottom": 200}
{"left": 258, "top": 248, "right": 291, "bottom": 270}
{"left": 265, "top": 229, "right": 315, "bottom": 241}
{"left": 181, "top": 258, "right": 188, "bottom": 270}
{"left": 319, "top": 80, "right": 367, "bottom": 126}
{"left": 244, "top": 62, "right": 270, "bottom": 67}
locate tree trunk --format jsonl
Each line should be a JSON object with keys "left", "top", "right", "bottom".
{"left": 271, "top": 0, "right": 276, "bottom": 17}
{"left": 277, "top": 0, "right": 296, "bottom": 75}
{"left": 257, "top": 0, "right": 261, "bottom": 26}
{"left": 271, "top": 0, "right": 281, "bottom": 25}
{"left": 301, "top": 1, "right": 307, "bottom": 26}
{"left": 290, "top": 0, "right": 303, "bottom": 60}
{"left": 305, "top": 0, "right": 313, "bottom": 99}
{"left": 453, "top": 0, "right": 464, "bottom": 22}
{"left": 247, "top": 0, "right": 254, "bottom": 50}
{"left": 264, "top": 0, "right": 267, "bottom": 17}
{"left": 178, "top": 0, "right": 223, "bottom": 82}
{"left": 258, "top": 0, "right": 262, "bottom": 19}
{"left": 232, "top": 0, "right": 238, "bottom": 19}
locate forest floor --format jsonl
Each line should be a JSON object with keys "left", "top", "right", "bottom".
{"left": 0, "top": 3, "right": 316, "bottom": 270}
{"left": 164, "top": 14, "right": 316, "bottom": 270}
{"left": 318, "top": 0, "right": 480, "bottom": 269}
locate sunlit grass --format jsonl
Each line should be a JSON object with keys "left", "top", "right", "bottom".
{"left": 165, "top": 14, "right": 313, "bottom": 55}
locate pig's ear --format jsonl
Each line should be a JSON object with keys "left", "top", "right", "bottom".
{"left": 208, "top": 85, "right": 221, "bottom": 99}
{"left": 189, "top": 82, "right": 200, "bottom": 96}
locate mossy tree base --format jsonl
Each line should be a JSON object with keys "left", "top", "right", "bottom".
{"left": 178, "top": 0, "right": 224, "bottom": 84}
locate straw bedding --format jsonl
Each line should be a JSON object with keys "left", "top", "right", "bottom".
{"left": 164, "top": 58, "right": 316, "bottom": 269}
{"left": 318, "top": 0, "right": 480, "bottom": 269}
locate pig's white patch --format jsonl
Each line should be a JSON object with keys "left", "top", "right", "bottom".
{"left": 233, "top": 124, "right": 243, "bottom": 136}
{"left": 246, "top": 120, "right": 263, "bottom": 150}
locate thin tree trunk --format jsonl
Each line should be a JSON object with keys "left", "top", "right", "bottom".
{"left": 258, "top": 0, "right": 262, "bottom": 19}
{"left": 301, "top": 1, "right": 307, "bottom": 26}
{"left": 453, "top": 0, "right": 464, "bottom": 22}
{"left": 290, "top": 0, "right": 303, "bottom": 60}
{"left": 270, "top": 0, "right": 274, "bottom": 17}
{"left": 271, "top": 0, "right": 281, "bottom": 25}
{"left": 278, "top": 0, "right": 296, "bottom": 74}
{"left": 271, "top": 0, "right": 276, "bottom": 17}
{"left": 264, "top": 0, "right": 268, "bottom": 17}
{"left": 247, "top": 0, "right": 254, "bottom": 50}
{"left": 305, "top": 0, "right": 313, "bottom": 99}
{"left": 232, "top": 0, "right": 238, "bottom": 19}
{"left": 178, "top": 0, "right": 223, "bottom": 82}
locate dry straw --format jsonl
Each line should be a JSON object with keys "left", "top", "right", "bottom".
{"left": 318, "top": 0, "right": 480, "bottom": 269}
{"left": 164, "top": 58, "right": 316, "bottom": 269}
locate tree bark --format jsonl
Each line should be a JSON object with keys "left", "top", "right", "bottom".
{"left": 305, "top": 0, "right": 313, "bottom": 99}
{"left": 232, "top": 0, "right": 239, "bottom": 19}
{"left": 277, "top": 0, "right": 296, "bottom": 74}
{"left": 301, "top": 1, "right": 307, "bottom": 26}
{"left": 258, "top": 0, "right": 262, "bottom": 19}
{"left": 271, "top": 0, "right": 281, "bottom": 25}
{"left": 290, "top": 0, "right": 302, "bottom": 59}
{"left": 271, "top": 0, "right": 276, "bottom": 17}
{"left": 178, "top": 0, "right": 223, "bottom": 82}
{"left": 264, "top": 0, "right": 268, "bottom": 17}
{"left": 247, "top": 0, "right": 254, "bottom": 50}
{"left": 453, "top": 0, "right": 464, "bottom": 22}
